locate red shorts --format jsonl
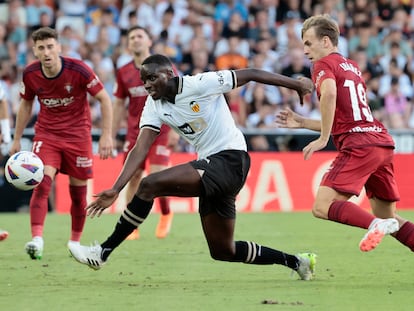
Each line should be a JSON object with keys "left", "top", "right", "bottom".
{"left": 321, "top": 146, "right": 400, "bottom": 201}
{"left": 123, "top": 130, "right": 171, "bottom": 169}
{"left": 32, "top": 138, "right": 93, "bottom": 179}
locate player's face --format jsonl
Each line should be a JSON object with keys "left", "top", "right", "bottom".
{"left": 302, "top": 27, "right": 326, "bottom": 63}
{"left": 141, "top": 63, "right": 172, "bottom": 100}
{"left": 128, "top": 29, "right": 151, "bottom": 55}
{"left": 32, "top": 38, "right": 62, "bottom": 69}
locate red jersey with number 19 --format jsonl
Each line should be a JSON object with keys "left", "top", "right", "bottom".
{"left": 312, "top": 53, "right": 394, "bottom": 151}
{"left": 20, "top": 56, "right": 104, "bottom": 142}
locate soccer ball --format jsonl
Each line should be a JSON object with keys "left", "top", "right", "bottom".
{"left": 4, "top": 151, "right": 44, "bottom": 191}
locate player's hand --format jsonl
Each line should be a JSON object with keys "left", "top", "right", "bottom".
{"left": 296, "top": 77, "right": 313, "bottom": 106}
{"left": 8, "top": 140, "right": 21, "bottom": 155}
{"left": 98, "top": 135, "right": 113, "bottom": 160}
{"left": 303, "top": 138, "right": 328, "bottom": 160}
{"left": 275, "top": 107, "right": 303, "bottom": 129}
{"left": 86, "top": 189, "right": 119, "bottom": 218}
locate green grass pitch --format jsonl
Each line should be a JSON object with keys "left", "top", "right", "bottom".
{"left": 1, "top": 211, "right": 413, "bottom": 311}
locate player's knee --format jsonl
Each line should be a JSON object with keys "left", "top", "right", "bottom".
{"left": 312, "top": 203, "right": 327, "bottom": 219}
{"left": 137, "top": 176, "right": 157, "bottom": 201}
{"left": 33, "top": 175, "right": 53, "bottom": 197}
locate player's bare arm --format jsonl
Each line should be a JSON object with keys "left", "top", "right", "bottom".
{"left": 9, "top": 98, "right": 34, "bottom": 154}
{"left": 276, "top": 108, "right": 322, "bottom": 131}
{"left": 86, "top": 128, "right": 158, "bottom": 218}
{"left": 234, "top": 69, "right": 313, "bottom": 105}
{"left": 94, "top": 89, "right": 113, "bottom": 160}
{"left": 303, "top": 78, "right": 336, "bottom": 160}
{"left": 111, "top": 97, "right": 127, "bottom": 142}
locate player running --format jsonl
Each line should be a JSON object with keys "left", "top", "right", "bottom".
{"left": 69, "top": 54, "right": 317, "bottom": 280}
{"left": 277, "top": 14, "right": 414, "bottom": 253}
{"left": 10, "top": 27, "right": 113, "bottom": 260}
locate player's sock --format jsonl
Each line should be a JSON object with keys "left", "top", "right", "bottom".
{"left": 29, "top": 175, "right": 52, "bottom": 237}
{"left": 100, "top": 195, "right": 153, "bottom": 260}
{"left": 328, "top": 200, "right": 374, "bottom": 229}
{"left": 394, "top": 221, "right": 414, "bottom": 251}
{"left": 234, "top": 241, "right": 299, "bottom": 269}
{"left": 69, "top": 185, "right": 87, "bottom": 242}
{"left": 158, "top": 196, "right": 170, "bottom": 215}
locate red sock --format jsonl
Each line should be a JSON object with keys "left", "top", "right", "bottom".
{"left": 29, "top": 175, "right": 53, "bottom": 237}
{"left": 158, "top": 197, "right": 170, "bottom": 215}
{"left": 328, "top": 201, "right": 375, "bottom": 229}
{"left": 394, "top": 221, "right": 414, "bottom": 251}
{"left": 69, "top": 185, "right": 87, "bottom": 242}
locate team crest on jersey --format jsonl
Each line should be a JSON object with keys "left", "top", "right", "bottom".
{"left": 189, "top": 101, "right": 200, "bottom": 113}
{"left": 64, "top": 84, "right": 73, "bottom": 93}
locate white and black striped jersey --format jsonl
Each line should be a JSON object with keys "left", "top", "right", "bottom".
{"left": 140, "top": 70, "right": 247, "bottom": 159}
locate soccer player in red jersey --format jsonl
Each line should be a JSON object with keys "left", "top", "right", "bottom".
{"left": 277, "top": 14, "right": 414, "bottom": 253}
{"left": 9, "top": 27, "right": 113, "bottom": 260}
{"left": 113, "top": 26, "right": 175, "bottom": 239}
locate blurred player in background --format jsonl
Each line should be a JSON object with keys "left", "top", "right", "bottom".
{"left": 277, "top": 14, "right": 414, "bottom": 253}
{"left": 69, "top": 54, "right": 318, "bottom": 281}
{"left": 9, "top": 27, "right": 113, "bottom": 260}
{"left": 113, "top": 26, "right": 176, "bottom": 239}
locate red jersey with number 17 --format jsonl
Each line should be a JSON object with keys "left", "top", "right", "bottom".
{"left": 312, "top": 53, "right": 394, "bottom": 151}
{"left": 20, "top": 56, "right": 104, "bottom": 142}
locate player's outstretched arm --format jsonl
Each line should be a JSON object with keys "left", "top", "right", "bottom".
{"left": 234, "top": 69, "right": 313, "bottom": 105}
{"left": 85, "top": 128, "right": 158, "bottom": 218}
{"left": 275, "top": 107, "right": 322, "bottom": 131}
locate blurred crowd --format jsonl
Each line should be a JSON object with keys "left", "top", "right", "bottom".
{"left": 1, "top": 0, "right": 414, "bottom": 152}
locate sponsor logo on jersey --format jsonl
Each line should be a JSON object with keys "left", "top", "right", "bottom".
{"left": 178, "top": 118, "right": 207, "bottom": 135}
{"left": 76, "top": 156, "right": 92, "bottom": 168}
{"left": 189, "top": 101, "right": 200, "bottom": 112}
{"left": 216, "top": 71, "right": 225, "bottom": 85}
{"left": 315, "top": 70, "right": 325, "bottom": 88}
{"left": 87, "top": 77, "right": 99, "bottom": 89}
{"left": 41, "top": 96, "right": 75, "bottom": 107}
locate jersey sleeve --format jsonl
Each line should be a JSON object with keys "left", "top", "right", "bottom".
{"left": 139, "top": 97, "right": 162, "bottom": 132}
{"left": 190, "top": 70, "right": 237, "bottom": 96}
{"left": 82, "top": 64, "right": 104, "bottom": 97}
{"left": 113, "top": 70, "right": 127, "bottom": 99}
{"left": 20, "top": 74, "right": 36, "bottom": 100}
{"left": 313, "top": 60, "right": 336, "bottom": 94}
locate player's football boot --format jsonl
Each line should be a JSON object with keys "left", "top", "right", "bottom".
{"left": 68, "top": 241, "right": 106, "bottom": 270}
{"left": 0, "top": 229, "right": 9, "bottom": 241}
{"left": 25, "top": 236, "right": 44, "bottom": 260}
{"left": 359, "top": 218, "right": 399, "bottom": 252}
{"left": 126, "top": 228, "right": 140, "bottom": 240}
{"left": 295, "top": 252, "right": 317, "bottom": 280}
{"left": 156, "top": 212, "right": 174, "bottom": 239}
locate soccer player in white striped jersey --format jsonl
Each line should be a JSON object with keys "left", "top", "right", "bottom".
{"left": 69, "top": 54, "right": 317, "bottom": 280}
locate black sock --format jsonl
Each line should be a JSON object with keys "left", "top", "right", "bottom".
{"left": 100, "top": 196, "right": 153, "bottom": 260}
{"left": 234, "top": 241, "right": 299, "bottom": 269}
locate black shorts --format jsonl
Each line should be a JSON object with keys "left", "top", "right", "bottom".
{"left": 189, "top": 150, "right": 250, "bottom": 219}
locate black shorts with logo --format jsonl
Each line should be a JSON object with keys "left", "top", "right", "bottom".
{"left": 189, "top": 150, "right": 250, "bottom": 219}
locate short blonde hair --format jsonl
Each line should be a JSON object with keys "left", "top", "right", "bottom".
{"left": 301, "top": 14, "right": 340, "bottom": 46}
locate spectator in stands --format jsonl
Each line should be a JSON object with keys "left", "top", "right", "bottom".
{"left": 213, "top": 0, "right": 249, "bottom": 40}
{"left": 118, "top": 0, "right": 154, "bottom": 32}
{"left": 26, "top": 0, "right": 54, "bottom": 30}
{"left": 348, "top": 21, "right": 383, "bottom": 61}
{"left": 85, "top": 7, "right": 120, "bottom": 47}
{"left": 383, "top": 76, "right": 411, "bottom": 129}
{"left": 215, "top": 34, "right": 249, "bottom": 70}
{"left": 379, "top": 58, "right": 413, "bottom": 100}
